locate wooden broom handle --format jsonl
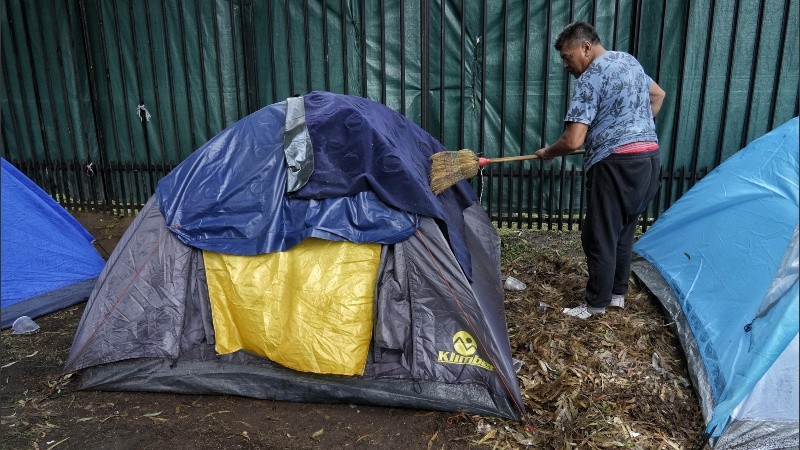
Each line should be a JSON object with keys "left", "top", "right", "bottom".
{"left": 479, "top": 150, "right": 585, "bottom": 165}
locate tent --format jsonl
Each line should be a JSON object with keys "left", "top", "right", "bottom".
{"left": 63, "top": 92, "right": 525, "bottom": 420}
{"left": 1, "top": 159, "right": 106, "bottom": 330}
{"left": 632, "top": 118, "right": 799, "bottom": 449}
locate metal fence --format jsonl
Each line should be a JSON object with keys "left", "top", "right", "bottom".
{"left": 2, "top": 0, "right": 798, "bottom": 229}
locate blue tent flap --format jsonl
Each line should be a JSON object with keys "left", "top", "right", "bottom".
{"left": 156, "top": 92, "right": 478, "bottom": 280}
{"left": 156, "top": 100, "right": 419, "bottom": 256}
{"left": 1, "top": 158, "right": 105, "bottom": 329}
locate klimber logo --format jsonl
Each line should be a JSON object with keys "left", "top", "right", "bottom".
{"left": 437, "top": 330, "right": 494, "bottom": 371}
{"left": 453, "top": 331, "right": 477, "bottom": 356}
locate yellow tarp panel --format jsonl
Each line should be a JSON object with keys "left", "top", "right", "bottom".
{"left": 204, "top": 238, "right": 381, "bottom": 376}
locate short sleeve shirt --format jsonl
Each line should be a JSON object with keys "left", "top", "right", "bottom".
{"left": 565, "top": 51, "right": 658, "bottom": 170}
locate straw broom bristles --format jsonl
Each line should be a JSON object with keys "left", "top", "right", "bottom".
{"left": 429, "top": 149, "right": 585, "bottom": 195}
{"left": 429, "top": 150, "right": 481, "bottom": 195}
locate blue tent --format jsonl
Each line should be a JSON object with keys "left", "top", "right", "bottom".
{"left": 632, "top": 118, "right": 799, "bottom": 449}
{"left": 1, "top": 159, "right": 105, "bottom": 329}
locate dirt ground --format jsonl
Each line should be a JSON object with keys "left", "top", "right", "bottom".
{"left": 1, "top": 211, "right": 705, "bottom": 449}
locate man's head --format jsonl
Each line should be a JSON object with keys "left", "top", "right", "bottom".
{"left": 554, "top": 21, "right": 602, "bottom": 78}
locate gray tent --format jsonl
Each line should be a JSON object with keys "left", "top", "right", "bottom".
{"left": 63, "top": 92, "right": 524, "bottom": 420}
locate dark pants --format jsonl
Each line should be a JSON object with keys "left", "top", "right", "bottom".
{"left": 582, "top": 150, "right": 661, "bottom": 308}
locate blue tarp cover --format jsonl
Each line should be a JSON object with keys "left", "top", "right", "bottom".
{"left": 633, "top": 118, "right": 799, "bottom": 437}
{"left": 1, "top": 158, "right": 105, "bottom": 328}
{"left": 157, "top": 92, "right": 478, "bottom": 279}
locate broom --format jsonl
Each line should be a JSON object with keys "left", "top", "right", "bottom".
{"left": 429, "top": 149, "right": 585, "bottom": 195}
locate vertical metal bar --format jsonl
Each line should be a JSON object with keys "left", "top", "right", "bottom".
{"left": 109, "top": 0, "right": 134, "bottom": 209}
{"left": 537, "top": 0, "right": 553, "bottom": 230}
{"left": 229, "top": 0, "right": 243, "bottom": 118}
{"left": 399, "top": 0, "right": 406, "bottom": 114}
{"left": 380, "top": 0, "right": 386, "bottom": 104}
{"left": 127, "top": 1, "right": 151, "bottom": 207}
{"left": 35, "top": 2, "right": 69, "bottom": 205}
{"left": 322, "top": 0, "right": 330, "bottom": 91}
{"left": 340, "top": 0, "right": 349, "bottom": 95}
{"left": 795, "top": 93, "right": 799, "bottom": 117}
{"left": 8, "top": 0, "right": 41, "bottom": 186}
{"left": 547, "top": 165, "right": 555, "bottom": 229}
{"left": 499, "top": 0, "right": 508, "bottom": 227}
{"left": 284, "top": 0, "right": 295, "bottom": 96}
{"left": 58, "top": 0, "right": 88, "bottom": 208}
{"left": 688, "top": 0, "right": 716, "bottom": 190}
{"left": 439, "top": 0, "right": 445, "bottom": 141}
{"left": 568, "top": 166, "right": 576, "bottom": 230}
{"left": 1, "top": 41, "right": 26, "bottom": 169}
{"left": 650, "top": 167, "right": 663, "bottom": 226}
{"left": 304, "top": 0, "right": 312, "bottom": 93}
{"left": 78, "top": 0, "right": 112, "bottom": 209}
{"left": 130, "top": 0, "right": 146, "bottom": 205}
{"left": 360, "top": 0, "right": 367, "bottom": 98}
{"left": 578, "top": 167, "right": 585, "bottom": 229}
{"left": 478, "top": 0, "right": 486, "bottom": 153}
{"left": 767, "top": 0, "right": 791, "bottom": 130}
{"left": 129, "top": 1, "right": 156, "bottom": 201}
{"left": 558, "top": 1, "right": 575, "bottom": 231}
{"left": 739, "top": 0, "right": 766, "bottom": 148}
{"left": 144, "top": 0, "right": 168, "bottom": 175}
{"left": 93, "top": 0, "right": 117, "bottom": 212}
{"left": 243, "top": 0, "right": 259, "bottom": 112}
{"left": 526, "top": 164, "right": 534, "bottom": 229}
{"left": 612, "top": 0, "right": 620, "bottom": 49}
{"left": 51, "top": 5, "right": 77, "bottom": 205}
{"left": 631, "top": 0, "right": 642, "bottom": 57}
{"left": 516, "top": 0, "right": 530, "bottom": 229}
{"left": 420, "top": 0, "right": 429, "bottom": 128}
{"left": 557, "top": 160, "right": 565, "bottom": 230}
{"left": 713, "top": 1, "right": 740, "bottom": 167}
{"left": 156, "top": 0, "right": 180, "bottom": 169}
{"left": 17, "top": 0, "right": 56, "bottom": 193}
{"left": 194, "top": 0, "right": 211, "bottom": 139}
{"left": 0, "top": 0, "right": 39, "bottom": 178}
{"left": 266, "top": 1, "right": 278, "bottom": 102}
{"left": 178, "top": 0, "right": 198, "bottom": 150}
{"left": 648, "top": 0, "right": 667, "bottom": 224}
{"left": 2, "top": 127, "right": 14, "bottom": 162}
{"left": 212, "top": 0, "right": 227, "bottom": 126}
{"left": 458, "top": 0, "right": 465, "bottom": 149}
{"left": 486, "top": 164, "right": 495, "bottom": 222}
{"left": 664, "top": 0, "right": 691, "bottom": 210}
{"left": 654, "top": 0, "right": 666, "bottom": 78}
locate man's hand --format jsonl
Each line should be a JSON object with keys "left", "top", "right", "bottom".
{"left": 534, "top": 147, "right": 555, "bottom": 161}
{"left": 535, "top": 122, "right": 588, "bottom": 161}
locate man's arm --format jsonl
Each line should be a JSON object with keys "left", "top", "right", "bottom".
{"left": 649, "top": 81, "right": 666, "bottom": 118}
{"left": 534, "top": 122, "right": 588, "bottom": 161}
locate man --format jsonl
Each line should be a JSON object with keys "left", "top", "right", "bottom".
{"left": 534, "top": 21, "right": 666, "bottom": 319}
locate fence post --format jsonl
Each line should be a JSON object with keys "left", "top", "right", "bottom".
{"left": 240, "top": 0, "right": 258, "bottom": 114}
{"left": 420, "top": 0, "right": 429, "bottom": 129}
{"left": 78, "top": 0, "right": 113, "bottom": 211}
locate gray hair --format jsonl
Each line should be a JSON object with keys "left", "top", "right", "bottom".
{"left": 554, "top": 21, "right": 601, "bottom": 50}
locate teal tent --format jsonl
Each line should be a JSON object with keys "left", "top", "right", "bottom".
{"left": 632, "top": 118, "right": 799, "bottom": 449}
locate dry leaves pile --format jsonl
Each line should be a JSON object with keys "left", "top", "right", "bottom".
{"left": 463, "top": 228, "right": 706, "bottom": 449}
{"left": 1, "top": 225, "right": 706, "bottom": 449}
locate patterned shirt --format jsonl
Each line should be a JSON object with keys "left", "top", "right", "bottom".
{"left": 564, "top": 51, "right": 658, "bottom": 170}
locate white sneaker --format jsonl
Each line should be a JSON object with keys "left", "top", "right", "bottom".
{"left": 562, "top": 304, "right": 606, "bottom": 320}
{"left": 610, "top": 295, "right": 625, "bottom": 309}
